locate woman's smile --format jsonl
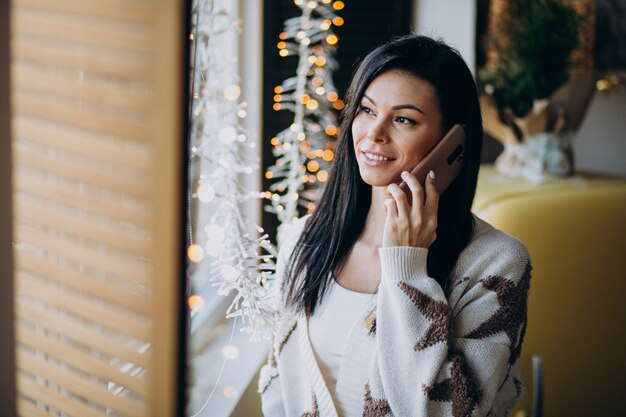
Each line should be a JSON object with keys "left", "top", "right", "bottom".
{"left": 360, "top": 149, "right": 397, "bottom": 166}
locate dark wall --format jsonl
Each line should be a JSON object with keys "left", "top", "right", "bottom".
{"left": 262, "top": 0, "right": 413, "bottom": 240}
{"left": 596, "top": 0, "right": 626, "bottom": 70}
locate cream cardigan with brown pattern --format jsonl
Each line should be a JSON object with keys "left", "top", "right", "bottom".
{"left": 259, "top": 215, "right": 531, "bottom": 417}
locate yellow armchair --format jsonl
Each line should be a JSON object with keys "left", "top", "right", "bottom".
{"left": 474, "top": 165, "right": 626, "bottom": 417}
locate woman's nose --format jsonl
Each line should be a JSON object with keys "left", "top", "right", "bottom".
{"left": 367, "top": 120, "right": 389, "bottom": 143}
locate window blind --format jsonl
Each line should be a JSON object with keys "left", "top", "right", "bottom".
{"left": 11, "top": 1, "right": 185, "bottom": 416}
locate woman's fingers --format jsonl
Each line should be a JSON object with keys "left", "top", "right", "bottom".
{"left": 383, "top": 171, "right": 439, "bottom": 248}
{"left": 423, "top": 171, "right": 439, "bottom": 243}
{"left": 387, "top": 183, "right": 410, "bottom": 222}
{"left": 382, "top": 197, "right": 397, "bottom": 247}
{"left": 424, "top": 170, "right": 440, "bottom": 215}
{"left": 401, "top": 171, "right": 424, "bottom": 210}
{"left": 384, "top": 197, "right": 396, "bottom": 217}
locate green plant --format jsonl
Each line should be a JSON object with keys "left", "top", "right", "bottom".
{"left": 480, "top": 0, "right": 582, "bottom": 117}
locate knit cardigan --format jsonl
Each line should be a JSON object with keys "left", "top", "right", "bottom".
{"left": 259, "top": 215, "right": 531, "bottom": 417}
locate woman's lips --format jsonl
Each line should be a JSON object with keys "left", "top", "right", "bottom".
{"left": 360, "top": 150, "right": 396, "bottom": 166}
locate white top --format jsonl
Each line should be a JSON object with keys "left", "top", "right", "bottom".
{"left": 308, "top": 278, "right": 374, "bottom": 416}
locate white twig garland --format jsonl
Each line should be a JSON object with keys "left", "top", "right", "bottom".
{"left": 265, "top": 0, "right": 344, "bottom": 223}
{"left": 188, "top": 0, "right": 276, "bottom": 340}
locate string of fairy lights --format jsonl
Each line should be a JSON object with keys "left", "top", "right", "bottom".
{"left": 187, "top": 0, "right": 275, "bottom": 341}
{"left": 187, "top": 0, "right": 345, "bottom": 338}
{"left": 265, "top": 0, "right": 345, "bottom": 223}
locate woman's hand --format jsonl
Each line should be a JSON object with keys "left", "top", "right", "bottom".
{"left": 382, "top": 170, "right": 439, "bottom": 248}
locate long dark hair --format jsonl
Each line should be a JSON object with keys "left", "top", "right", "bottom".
{"left": 284, "top": 35, "right": 483, "bottom": 315}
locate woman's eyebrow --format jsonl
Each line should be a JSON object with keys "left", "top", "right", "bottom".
{"left": 362, "top": 94, "right": 425, "bottom": 115}
{"left": 362, "top": 94, "right": 376, "bottom": 106}
{"left": 393, "top": 104, "right": 425, "bottom": 115}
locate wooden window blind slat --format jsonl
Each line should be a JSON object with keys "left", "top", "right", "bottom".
{"left": 17, "top": 300, "right": 151, "bottom": 368}
{"left": 13, "top": 8, "right": 153, "bottom": 53}
{"left": 18, "top": 373, "right": 116, "bottom": 417}
{"left": 15, "top": 115, "right": 152, "bottom": 170}
{"left": 17, "top": 0, "right": 156, "bottom": 23}
{"left": 16, "top": 226, "right": 151, "bottom": 285}
{"left": 13, "top": 37, "right": 153, "bottom": 82}
{"left": 17, "top": 273, "right": 151, "bottom": 341}
{"left": 15, "top": 252, "right": 150, "bottom": 315}
{"left": 17, "top": 325, "right": 150, "bottom": 398}
{"left": 15, "top": 146, "right": 151, "bottom": 200}
{"left": 13, "top": 91, "right": 152, "bottom": 143}
{"left": 18, "top": 350, "right": 148, "bottom": 417}
{"left": 16, "top": 198, "right": 152, "bottom": 256}
{"left": 17, "top": 399, "right": 56, "bottom": 417}
{"left": 15, "top": 171, "right": 152, "bottom": 228}
{"left": 14, "top": 65, "right": 154, "bottom": 114}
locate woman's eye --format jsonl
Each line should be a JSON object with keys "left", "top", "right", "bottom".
{"left": 359, "top": 106, "right": 374, "bottom": 115}
{"left": 396, "top": 116, "right": 416, "bottom": 125}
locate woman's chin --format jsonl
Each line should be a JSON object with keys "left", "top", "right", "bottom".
{"left": 359, "top": 170, "right": 401, "bottom": 188}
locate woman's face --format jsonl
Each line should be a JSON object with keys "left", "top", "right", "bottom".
{"left": 351, "top": 69, "right": 443, "bottom": 187}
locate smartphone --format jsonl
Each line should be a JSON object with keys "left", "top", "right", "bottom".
{"left": 398, "top": 124, "right": 466, "bottom": 196}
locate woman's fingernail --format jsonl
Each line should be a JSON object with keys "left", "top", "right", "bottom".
{"left": 429, "top": 170, "right": 435, "bottom": 179}
{"left": 401, "top": 171, "right": 409, "bottom": 177}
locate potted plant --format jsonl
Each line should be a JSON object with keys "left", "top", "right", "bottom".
{"left": 479, "top": 0, "right": 594, "bottom": 182}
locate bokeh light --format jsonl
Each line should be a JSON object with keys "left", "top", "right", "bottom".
{"left": 187, "top": 244, "right": 205, "bottom": 263}
{"left": 223, "top": 85, "right": 241, "bottom": 101}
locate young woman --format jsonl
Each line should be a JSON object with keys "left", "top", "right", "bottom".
{"left": 259, "top": 35, "right": 531, "bottom": 417}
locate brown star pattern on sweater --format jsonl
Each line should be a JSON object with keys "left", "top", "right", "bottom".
{"left": 465, "top": 263, "right": 531, "bottom": 364}
{"left": 278, "top": 321, "right": 298, "bottom": 355}
{"left": 259, "top": 370, "right": 278, "bottom": 394}
{"left": 398, "top": 281, "right": 453, "bottom": 351}
{"left": 363, "top": 383, "right": 391, "bottom": 417}
{"left": 423, "top": 353, "right": 481, "bottom": 417}
{"left": 301, "top": 391, "right": 319, "bottom": 417}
